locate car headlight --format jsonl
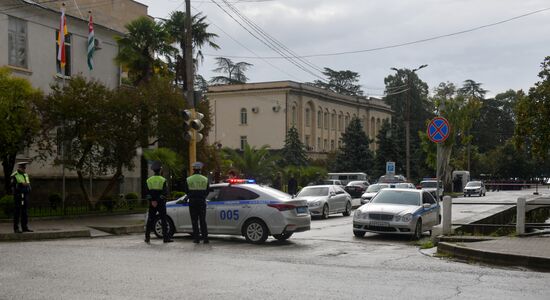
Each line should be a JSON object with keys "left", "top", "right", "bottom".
{"left": 313, "top": 201, "right": 321, "bottom": 206}
{"left": 354, "top": 210, "right": 363, "bottom": 219}
{"left": 394, "top": 215, "right": 401, "bottom": 222}
{"left": 401, "top": 213, "right": 412, "bottom": 222}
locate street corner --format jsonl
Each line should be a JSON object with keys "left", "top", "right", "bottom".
{"left": 0, "top": 229, "right": 91, "bottom": 242}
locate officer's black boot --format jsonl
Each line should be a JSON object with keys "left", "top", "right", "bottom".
{"left": 144, "top": 231, "right": 150, "bottom": 244}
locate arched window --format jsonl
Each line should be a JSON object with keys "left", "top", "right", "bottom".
{"left": 331, "top": 112, "right": 336, "bottom": 130}
{"left": 291, "top": 106, "right": 297, "bottom": 126}
{"left": 345, "top": 115, "right": 350, "bottom": 130}
{"left": 317, "top": 110, "right": 322, "bottom": 128}
{"left": 324, "top": 111, "right": 329, "bottom": 129}
{"left": 338, "top": 113, "right": 343, "bottom": 131}
{"left": 240, "top": 108, "right": 247, "bottom": 125}
{"left": 305, "top": 108, "right": 311, "bottom": 127}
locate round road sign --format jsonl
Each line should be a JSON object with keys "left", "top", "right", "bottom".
{"left": 427, "top": 117, "right": 450, "bottom": 143}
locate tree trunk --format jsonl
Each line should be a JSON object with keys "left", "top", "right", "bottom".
{"left": 99, "top": 166, "right": 122, "bottom": 202}
{"left": 75, "top": 145, "right": 92, "bottom": 205}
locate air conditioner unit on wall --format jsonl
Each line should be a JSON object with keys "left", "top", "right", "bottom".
{"left": 251, "top": 107, "right": 259, "bottom": 113}
{"left": 94, "top": 38, "right": 102, "bottom": 50}
{"left": 272, "top": 105, "right": 281, "bottom": 112}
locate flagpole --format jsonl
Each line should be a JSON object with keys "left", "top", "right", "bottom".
{"left": 59, "top": 2, "right": 67, "bottom": 214}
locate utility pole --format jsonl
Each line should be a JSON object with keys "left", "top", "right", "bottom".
{"left": 392, "top": 64, "right": 428, "bottom": 181}
{"left": 184, "top": 0, "right": 196, "bottom": 174}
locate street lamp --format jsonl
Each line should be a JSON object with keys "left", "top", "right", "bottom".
{"left": 390, "top": 64, "right": 428, "bottom": 181}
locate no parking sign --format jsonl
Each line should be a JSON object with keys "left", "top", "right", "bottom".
{"left": 427, "top": 117, "right": 450, "bottom": 143}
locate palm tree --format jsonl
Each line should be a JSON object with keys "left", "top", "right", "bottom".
{"left": 163, "top": 11, "right": 220, "bottom": 89}
{"left": 222, "top": 144, "right": 278, "bottom": 183}
{"left": 211, "top": 57, "right": 253, "bottom": 84}
{"left": 115, "top": 16, "right": 174, "bottom": 86}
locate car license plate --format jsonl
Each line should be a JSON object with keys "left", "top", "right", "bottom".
{"left": 296, "top": 206, "right": 308, "bottom": 214}
{"left": 370, "top": 221, "right": 389, "bottom": 227}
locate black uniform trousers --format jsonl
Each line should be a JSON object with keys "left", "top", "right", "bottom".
{"left": 13, "top": 192, "right": 29, "bottom": 231}
{"left": 145, "top": 199, "right": 169, "bottom": 240}
{"left": 189, "top": 198, "right": 208, "bottom": 240}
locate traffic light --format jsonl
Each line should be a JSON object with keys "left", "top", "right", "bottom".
{"left": 182, "top": 109, "right": 205, "bottom": 142}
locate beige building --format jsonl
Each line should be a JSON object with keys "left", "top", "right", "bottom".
{"left": 207, "top": 81, "right": 393, "bottom": 158}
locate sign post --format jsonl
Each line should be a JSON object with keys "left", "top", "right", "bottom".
{"left": 427, "top": 117, "right": 450, "bottom": 200}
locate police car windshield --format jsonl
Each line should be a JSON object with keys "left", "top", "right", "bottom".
{"left": 297, "top": 187, "right": 329, "bottom": 197}
{"left": 371, "top": 190, "right": 421, "bottom": 206}
{"left": 366, "top": 184, "right": 389, "bottom": 193}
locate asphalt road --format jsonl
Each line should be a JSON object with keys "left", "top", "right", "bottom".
{"left": 1, "top": 208, "right": 550, "bottom": 299}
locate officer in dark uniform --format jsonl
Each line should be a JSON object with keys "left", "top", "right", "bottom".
{"left": 11, "top": 162, "right": 32, "bottom": 233}
{"left": 184, "top": 162, "right": 210, "bottom": 243}
{"left": 144, "top": 161, "right": 173, "bottom": 243}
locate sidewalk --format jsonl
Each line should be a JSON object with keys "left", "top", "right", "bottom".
{"left": 0, "top": 213, "right": 145, "bottom": 241}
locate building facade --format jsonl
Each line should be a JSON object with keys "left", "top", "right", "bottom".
{"left": 207, "top": 81, "right": 393, "bottom": 158}
{"left": 0, "top": 0, "right": 147, "bottom": 199}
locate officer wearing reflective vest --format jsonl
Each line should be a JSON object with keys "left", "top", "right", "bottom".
{"left": 184, "top": 161, "right": 210, "bottom": 243}
{"left": 144, "top": 161, "right": 173, "bottom": 243}
{"left": 11, "top": 162, "right": 32, "bottom": 233}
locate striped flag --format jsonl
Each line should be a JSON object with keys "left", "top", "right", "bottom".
{"left": 57, "top": 7, "right": 68, "bottom": 69}
{"left": 87, "top": 13, "right": 95, "bottom": 70}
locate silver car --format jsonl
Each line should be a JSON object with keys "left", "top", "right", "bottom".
{"left": 360, "top": 183, "right": 390, "bottom": 204}
{"left": 295, "top": 185, "right": 352, "bottom": 219}
{"left": 464, "top": 181, "right": 487, "bottom": 197}
{"left": 148, "top": 181, "right": 311, "bottom": 244}
{"left": 353, "top": 188, "right": 440, "bottom": 240}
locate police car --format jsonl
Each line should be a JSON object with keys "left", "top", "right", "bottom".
{"left": 149, "top": 179, "right": 311, "bottom": 244}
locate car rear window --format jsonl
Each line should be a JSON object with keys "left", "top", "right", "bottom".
{"left": 298, "top": 187, "right": 329, "bottom": 197}
{"left": 217, "top": 187, "right": 259, "bottom": 201}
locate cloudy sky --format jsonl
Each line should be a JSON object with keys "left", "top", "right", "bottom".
{"left": 137, "top": 0, "right": 549, "bottom": 98}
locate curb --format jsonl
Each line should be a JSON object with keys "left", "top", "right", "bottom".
{"left": 0, "top": 230, "right": 91, "bottom": 241}
{"left": 437, "top": 235, "right": 504, "bottom": 243}
{"left": 437, "top": 241, "right": 550, "bottom": 271}
{"left": 89, "top": 225, "right": 144, "bottom": 235}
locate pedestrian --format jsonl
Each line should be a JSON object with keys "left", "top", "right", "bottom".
{"left": 273, "top": 172, "right": 282, "bottom": 190}
{"left": 11, "top": 161, "right": 32, "bottom": 233}
{"left": 144, "top": 161, "right": 173, "bottom": 244}
{"left": 184, "top": 161, "right": 210, "bottom": 243}
{"left": 288, "top": 174, "right": 298, "bottom": 196}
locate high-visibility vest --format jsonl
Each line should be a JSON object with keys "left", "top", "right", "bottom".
{"left": 11, "top": 172, "right": 30, "bottom": 184}
{"left": 147, "top": 175, "right": 166, "bottom": 190}
{"left": 186, "top": 174, "right": 208, "bottom": 190}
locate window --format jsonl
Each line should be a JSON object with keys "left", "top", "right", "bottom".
{"left": 291, "top": 106, "right": 297, "bottom": 126}
{"left": 55, "top": 30, "right": 72, "bottom": 76}
{"left": 338, "top": 140, "right": 342, "bottom": 149}
{"left": 305, "top": 108, "right": 311, "bottom": 127}
{"left": 317, "top": 137, "right": 321, "bottom": 150}
{"left": 345, "top": 115, "right": 350, "bottom": 130}
{"left": 324, "top": 112, "right": 328, "bottom": 129}
{"left": 305, "top": 135, "right": 310, "bottom": 149}
{"left": 324, "top": 139, "right": 328, "bottom": 151}
{"left": 331, "top": 113, "right": 336, "bottom": 130}
{"left": 317, "top": 110, "right": 322, "bottom": 128}
{"left": 240, "top": 108, "right": 247, "bottom": 125}
{"left": 330, "top": 140, "right": 335, "bottom": 151}
{"left": 338, "top": 114, "right": 343, "bottom": 131}
{"left": 8, "top": 17, "right": 28, "bottom": 68}
{"left": 218, "top": 187, "right": 259, "bottom": 201}
{"left": 240, "top": 136, "right": 247, "bottom": 150}
{"left": 422, "top": 192, "right": 436, "bottom": 204}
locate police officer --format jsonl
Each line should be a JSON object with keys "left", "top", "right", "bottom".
{"left": 144, "top": 161, "right": 173, "bottom": 243}
{"left": 184, "top": 162, "right": 210, "bottom": 243}
{"left": 11, "top": 162, "right": 32, "bottom": 233}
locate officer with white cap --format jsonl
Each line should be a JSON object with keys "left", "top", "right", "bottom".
{"left": 144, "top": 161, "right": 173, "bottom": 243}
{"left": 184, "top": 161, "right": 210, "bottom": 243}
{"left": 11, "top": 161, "right": 32, "bottom": 233}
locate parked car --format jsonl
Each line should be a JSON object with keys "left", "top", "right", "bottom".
{"left": 327, "top": 172, "right": 368, "bottom": 185}
{"left": 464, "top": 181, "right": 487, "bottom": 197}
{"left": 360, "top": 183, "right": 390, "bottom": 204}
{"left": 295, "top": 185, "right": 352, "bottom": 219}
{"left": 394, "top": 182, "right": 416, "bottom": 189}
{"left": 353, "top": 188, "right": 441, "bottom": 240}
{"left": 378, "top": 174, "right": 407, "bottom": 183}
{"left": 419, "top": 179, "right": 444, "bottom": 200}
{"left": 148, "top": 180, "right": 311, "bottom": 244}
{"left": 344, "top": 180, "right": 370, "bottom": 198}
{"left": 322, "top": 179, "right": 344, "bottom": 187}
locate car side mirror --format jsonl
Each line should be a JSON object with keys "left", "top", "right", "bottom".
{"left": 422, "top": 203, "right": 431, "bottom": 209}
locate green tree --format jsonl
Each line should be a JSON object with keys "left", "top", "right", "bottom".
{"left": 281, "top": 126, "right": 308, "bottom": 167}
{"left": 458, "top": 79, "right": 488, "bottom": 99}
{"left": 334, "top": 117, "right": 374, "bottom": 173}
{"left": 0, "top": 68, "right": 42, "bottom": 193}
{"left": 115, "top": 16, "right": 174, "bottom": 86}
{"left": 222, "top": 144, "right": 279, "bottom": 183}
{"left": 163, "top": 11, "right": 220, "bottom": 89}
{"left": 313, "top": 67, "right": 364, "bottom": 96}
{"left": 210, "top": 57, "right": 253, "bottom": 84}
{"left": 514, "top": 56, "right": 550, "bottom": 161}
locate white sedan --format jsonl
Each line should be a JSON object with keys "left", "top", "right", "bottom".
{"left": 353, "top": 188, "right": 440, "bottom": 240}
{"left": 149, "top": 180, "right": 311, "bottom": 244}
{"left": 295, "top": 185, "right": 352, "bottom": 219}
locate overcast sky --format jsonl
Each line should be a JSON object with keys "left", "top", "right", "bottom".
{"left": 137, "top": 0, "right": 549, "bottom": 98}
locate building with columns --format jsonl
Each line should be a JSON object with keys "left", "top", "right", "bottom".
{"left": 207, "top": 81, "right": 393, "bottom": 158}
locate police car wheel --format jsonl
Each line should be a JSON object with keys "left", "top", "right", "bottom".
{"left": 353, "top": 230, "right": 365, "bottom": 237}
{"left": 153, "top": 217, "right": 174, "bottom": 239}
{"left": 321, "top": 204, "right": 329, "bottom": 219}
{"left": 412, "top": 219, "right": 423, "bottom": 240}
{"left": 273, "top": 232, "right": 293, "bottom": 241}
{"left": 343, "top": 202, "right": 351, "bottom": 216}
{"left": 243, "top": 219, "right": 269, "bottom": 244}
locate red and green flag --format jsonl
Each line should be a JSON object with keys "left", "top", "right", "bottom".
{"left": 57, "top": 7, "right": 68, "bottom": 69}
{"left": 87, "top": 12, "right": 95, "bottom": 71}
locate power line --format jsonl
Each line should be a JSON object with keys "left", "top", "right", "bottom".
{"left": 204, "top": 7, "right": 550, "bottom": 59}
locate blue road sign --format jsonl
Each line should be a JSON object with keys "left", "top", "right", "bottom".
{"left": 427, "top": 117, "right": 450, "bottom": 143}
{"left": 386, "top": 161, "right": 395, "bottom": 175}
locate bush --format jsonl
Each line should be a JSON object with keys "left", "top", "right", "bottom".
{"left": 171, "top": 191, "right": 186, "bottom": 199}
{"left": 48, "top": 193, "right": 62, "bottom": 210}
{"left": 0, "top": 195, "right": 14, "bottom": 217}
